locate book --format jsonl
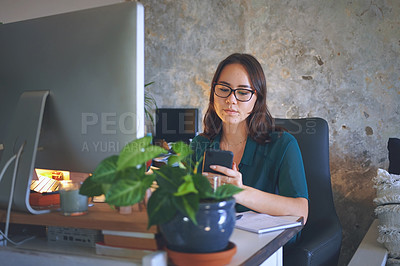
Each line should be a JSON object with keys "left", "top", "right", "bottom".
{"left": 102, "top": 230, "right": 160, "bottom": 250}
{"left": 95, "top": 242, "right": 154, "bottom": 259}
{"left": 235, "top": 211, "right": 303, "bottom": 234}
{"left": 102, "top": 230, "right": 155, "bottom": 239}
{"left": 103, "top": 235, "right": 158, "bottom": 250}
{"left": 30, "top": 175, "right": 60, "bottom": 193}
{"left": 29, "top": 191, "right": 60, "bottom": 207}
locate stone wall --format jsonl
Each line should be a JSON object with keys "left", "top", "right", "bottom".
{"left": 142, "top": 0, "right": 400, "bottom": 264}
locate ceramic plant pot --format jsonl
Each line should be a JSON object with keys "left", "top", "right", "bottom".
{"left": 166, "top": 241, "right": 237, "bottom": 266}
{"left": 159, "top": 197, "right": 236, "bottom": 253}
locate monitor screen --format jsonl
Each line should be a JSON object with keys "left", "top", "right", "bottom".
{"left": 0, "top": 2, "right": 144, "bottom": 213}
{"left": 155, "top": 108, "right": 199, "bottom": 143}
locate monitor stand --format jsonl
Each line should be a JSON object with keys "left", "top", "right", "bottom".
{"left": 0, "top": 90, "right": 50, "bottom": 214}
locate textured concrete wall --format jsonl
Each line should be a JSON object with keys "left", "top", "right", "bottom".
{"left": 142, "top": 0, "right": 400, "bottom": 264}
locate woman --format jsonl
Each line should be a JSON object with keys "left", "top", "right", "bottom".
{"left": 191, "top": 53, "right": 309, "bottom": 224}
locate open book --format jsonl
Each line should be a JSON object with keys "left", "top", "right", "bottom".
{"left": 235, "top": 211, "right": 303, "bottom": 234}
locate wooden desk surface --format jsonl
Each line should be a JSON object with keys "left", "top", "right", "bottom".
{"left": 1, "top": 204, "right": 303, "bottom": 265}
{"left": 0, "top": 203, "right": 158, "bottom": 234}
{"left": 1, "top": 203, "right": 303, "bottom": 265}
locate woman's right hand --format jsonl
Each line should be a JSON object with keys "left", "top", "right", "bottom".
{"left": 202, "top": 162, "right": 243, "bottom": 189}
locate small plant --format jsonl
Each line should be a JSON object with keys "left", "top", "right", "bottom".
{"left": 144, "top": 82, "right": 157, "bottom": 128}
{"left": 80, "top": 136, "right": 242, "bottom": 228}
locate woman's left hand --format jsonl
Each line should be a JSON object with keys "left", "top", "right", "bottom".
{"left": 204, "top": 162, "right": 243, "bottom": 188}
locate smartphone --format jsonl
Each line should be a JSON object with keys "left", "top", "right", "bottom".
{"left": 202, "top": 149, "right": 234, "bottom": 174}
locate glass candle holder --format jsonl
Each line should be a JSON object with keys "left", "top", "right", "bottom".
{"left": 208, "top": 175, "right": 221, "bottom": 192}
{"left": 59, "top": 180, "right": 88, "bottom": 216}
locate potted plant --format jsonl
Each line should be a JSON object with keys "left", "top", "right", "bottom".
{"left": 144, "top": 81, "right": 157, "bottom": 131}
{"left": 79, "top": 136, "right": 242, "bottom": 254}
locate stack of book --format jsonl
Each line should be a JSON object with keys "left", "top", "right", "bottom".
{"left": 29, "top": 192, "right": 60, "bottom": 207}
{"left": 95, "top": 242, "right": 154, "bottom": 260}
{"left": 29, "top": 175, "right": 61, "bottom": 207}
{"left": 95, "top": 229, "right": 163, "bottom": 259}
{"left": 102, "top": 230, "right": 160, "bottom": 250}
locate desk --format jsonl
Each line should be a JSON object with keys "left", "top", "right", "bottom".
{"left": 0, "top": 203, "right": 302, "bottom": 265}
{"left": 348, "top": 219, "right": 388, "bottom": 266}
{"left": 230, "top": 225, "right": 301, "bottom": 266}
{"left": 0, "top": 203, "right": 157, "bottom": 233}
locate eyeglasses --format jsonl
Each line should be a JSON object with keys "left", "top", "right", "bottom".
{"left": 213, "top": 83, "right": 255, "bottom": 102}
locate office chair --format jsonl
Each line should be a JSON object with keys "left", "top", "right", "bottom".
{"left": 388, "top": 138, "right": 400, "bottom": 175}
{"left": 155, "top": 108, "right": 198, "bottom": 144}
{"left": 275, "top": 118, "right": 342, "bottom": 266}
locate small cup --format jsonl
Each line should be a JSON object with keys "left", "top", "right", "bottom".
{"left": 208, "top": 175, "right": 221, "bottom": 192}
{"left": 59, "top": 180, "right": 88, "bottom": 216}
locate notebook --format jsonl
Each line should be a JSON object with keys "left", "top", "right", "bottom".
{"left": 235, "top": 211, "right": 303, "bottom": 234}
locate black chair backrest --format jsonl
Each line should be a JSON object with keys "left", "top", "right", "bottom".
{"left": 155, "top": 108, "right": 199, "bottom": 144}
{"left": 275, "top": 118, "right": 337, "bottom": 228}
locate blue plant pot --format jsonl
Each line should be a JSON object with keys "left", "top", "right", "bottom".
{"left": 159, "top": 198, "right": 236, "bottom": 253}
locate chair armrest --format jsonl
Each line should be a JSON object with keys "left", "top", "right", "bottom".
{"left": 284, "top": 218, "right": 342, "bottom": 266}
{"left": 302, "top": 219, "right": 342, "bottom": 251}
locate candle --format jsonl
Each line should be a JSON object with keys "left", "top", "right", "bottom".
{"left": 59, "top": 180, "right": 88, "bottom": 216}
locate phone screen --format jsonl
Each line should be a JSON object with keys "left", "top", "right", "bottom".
{"left": 202, "top": 149, "right": 233, "bottom": 174}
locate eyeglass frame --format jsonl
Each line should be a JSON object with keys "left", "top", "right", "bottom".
{"left": 212, "top": 82, "right": 256, "bottom": 102}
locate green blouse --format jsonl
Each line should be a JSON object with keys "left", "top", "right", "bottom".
{"left": 190, "top": 131, "right": 309, "bottom": 213}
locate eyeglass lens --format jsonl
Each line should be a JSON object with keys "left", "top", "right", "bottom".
{"left": 214, "top": 84, "right": 254, "bottom": 102}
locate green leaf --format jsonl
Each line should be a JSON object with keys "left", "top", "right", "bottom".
{"left": 144, "top": 82, "right": 157, "bottom": 126}
{"left": 116, "top": 165, "right": 146, "bottom": 182}
{"left": 145, "top": 81, "right": 155, "bottom": 88}
{"left": 192, "top": 173, "right": 214, "bottom": 199}
{"left": 171, "top": 141, "right": 192, "bottom": 156}
{"left": 79, "top": 175, "right": 104, "bottom": 197}
{"left": 173, "top": 175, "right": 198, "bottom": 196}
{"left": 147, "top": 189, "right": 176, "bottom": 228}
{"left": 91, "top": 155, "right": 119, "bottom": 183}
{"left": 154, "top": 166, "right": 187, "bottom": 192}
{"left": 168, "top": 141, "right": 193, "bottom": 166}
{"left": 173, "top": 193, "right": 199, "bottom": 225}
{"left": 105, "top": 174, "right": 155, "bottom": 206}
{"left": 101, "top": 183, "right": 112, "bottom": 194}
{"left": 117, "top": 136, "right": 166, "bottom": 171}
{"left": 214, "top": 184, "right": 243, "bottom": 200}
{"left": 193, "top": 160, "right": 202, "bottom": 174}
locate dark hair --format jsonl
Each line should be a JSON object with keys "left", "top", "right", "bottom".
{"left": 202, "top": 53, "right": 281, "bottom": 144}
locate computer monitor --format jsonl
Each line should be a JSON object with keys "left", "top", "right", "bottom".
{"left": 0, "top": 2, "right": 145, "bottom": 214}
{"left": 155, "top": 108, "right": 199, "bottom": 143}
